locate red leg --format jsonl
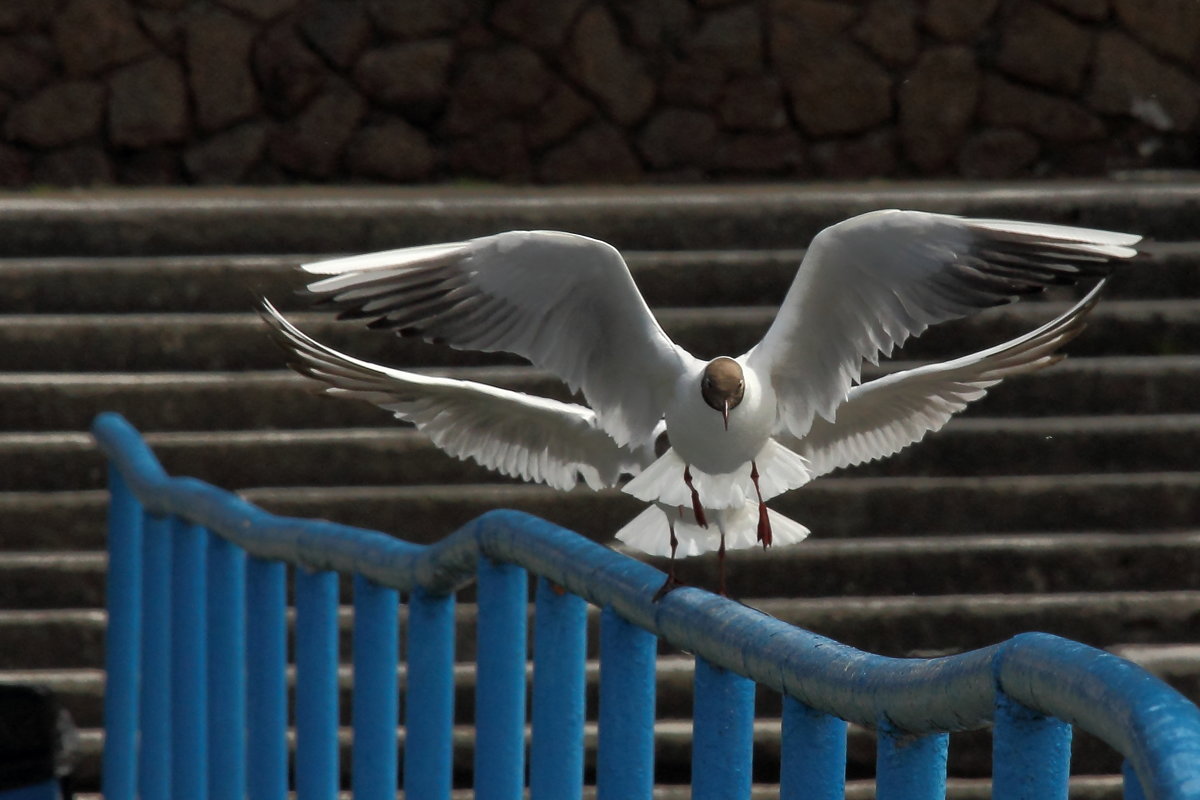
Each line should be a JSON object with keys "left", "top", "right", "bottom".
{"left": 683, "top": 465, "right": 708, "bottom": 528}
{"left": 751, "top": 460, "right": 772, "bottom": 548}
{"left": 653, "top": 516, "right": 685, "bottom": 602}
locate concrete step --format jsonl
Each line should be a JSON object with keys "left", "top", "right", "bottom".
{"left": 4, "top": 470, "right": 1199, "bottom": 552}
{"left": 0, "top": 182, "right": 1191, "bottom": 257}
{"left": 4, "top": 415, "right": 1197, "bottom": 494}
{"left": 3, "top": 242, "right": 1193, "bottom": 316}
{"left": 6, "top": 530, "right": 1198, "bottom": 607}
{"left": 2, "top": 299, "right": 1193, "bottom": 372}
{"left": 3, "top": 357, "right": 1199, "bottom": 433}
{"left": 7, "top": 589, "right": 1198, "bottom": 671}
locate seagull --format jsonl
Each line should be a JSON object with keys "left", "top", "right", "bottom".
{"left": 261, "top": 210, "right": 1140, "bottom": 595}
{"left": 262, "top": 276, "right": 1105, "bottom": 595}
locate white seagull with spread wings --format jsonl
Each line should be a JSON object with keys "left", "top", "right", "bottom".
{"left": 261, "top": 210, "right": 1139, "bottom": 595}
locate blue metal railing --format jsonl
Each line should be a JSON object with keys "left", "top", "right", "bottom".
{"left": 91, "top": 411, "right": 1200, "bottom": 799}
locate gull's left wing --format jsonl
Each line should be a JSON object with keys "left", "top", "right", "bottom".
{"left": 745, "top": 210, "right": 1140, "bottom": 441}
{"left": 783, "top": 280, "right": 1105, "bottom": 479}
{"left": 260, "top": 300, "right": 657, "bottom": 492}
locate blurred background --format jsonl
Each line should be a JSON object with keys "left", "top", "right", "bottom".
{"left": 0, "top": 0, "right": 1195, "bottom": 187}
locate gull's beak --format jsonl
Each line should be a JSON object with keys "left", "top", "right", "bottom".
{"left": 722, "top": 399, "right": 730, "bottom": 431}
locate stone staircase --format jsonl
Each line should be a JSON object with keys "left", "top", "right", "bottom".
{"left": 1, "top": 181, "right": 1198, "bottom": 796}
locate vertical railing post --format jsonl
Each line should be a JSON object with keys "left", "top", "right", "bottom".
{"left": 246, "top": 557, "right": 288, "bottom": 800}
{"left": 1123, "top": 760, "right": 1148, "bottom": 800}
{"left": 352, "top": 574, "right": 400, "bottom": 800}
{"left": 207, "top": 534, "right": 247, "bottom": 800}
{"left": 875, "top": 726, "right": 949, "bottom": 800}
{"left": 170, "top": 519, "right": 208, "bottom": 800}
{"left": 404, "top": 588, "right": 456, "bottom": 800}
{"left": 295, "top": 568, "right": 341, "bottom": 800}
{"left": 692, "top": 657, "right": 756, "bottom": 800}
{"left": 474, "top": 558, "right": 529, "bottom": 800}
{"left": 596, "top": 607, "right": 657, "bottom": 800}
{"left": 779, "top": 696, "right": 847, "bottom": 800}
{"left": 100, "top": 465, "right": 143, "bottom": 800}
{"left": 529, "top": 578, "right": 587, "bottom": 800}
{"left": 138, "top": 513, "right": 172, "bottom": 800}
{"left": 993, "top": 692, "right": 1071, "bottom": 800}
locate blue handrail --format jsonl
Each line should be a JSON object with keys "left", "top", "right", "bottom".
{"left": 91, "top": 411, "right": 1200, "bottom": 799}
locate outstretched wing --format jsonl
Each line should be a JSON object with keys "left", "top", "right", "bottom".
{"left": 745, "top": 210, "right": 1139, "bottom": 440}
{"left": 300, "top": 231, "right": 689, "bottom": 447}
{"left": 261, "top": 300, "right": 657, "bottom": 492}
{"left": 784, "top": 280, "right": 1105, "bottom": 479}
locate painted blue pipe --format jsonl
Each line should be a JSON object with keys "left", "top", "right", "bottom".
{"left": 295, "top": 568, "right": 341, "bottom": 800}
{"left": 596, "top": 607, "right": 656, "bottom": 800}
{"left": 169, "top": 519, "right": 208, "bottom": 800}
{"left": 352, "top": 574, "right": 399, "bottom": 800}
{"left": 99, "top": 465, "right": 141, "bottom": 800}
{"left": 530, "top": 577, "right": 587, "bottom": 800}
{"left": 207, "top": 534, "right": 247, "bottom": 800}
{"left": 92, "top": 411, "right": 1200, "bottom": 798}
{"left": 692, "top": 657, "right": 756, "bottom": 800}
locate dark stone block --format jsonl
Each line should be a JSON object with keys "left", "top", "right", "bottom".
{"left": 346, "top": 119, "right": 436, "bottom": 182}
{"left": 0, "top": 0, "right": 62, "bottom": 33}
{"left": 33, "top": 146, "right": 114, "bottom": 185}
{"left": 717, "top": 75, "right": 788, "bottom": 132}
{"left": 981, "top": 74, "right": 1104, "bottom": 142}
{"left": 299, "top": 0, "right": 372, "bottom": 70}
{"left": 442, "top": 44, "right": 553, "bottom": 135}
{"left": 525, "top": 80, "right": 594, "bottom": 150}
{"left": 957, "top": 128, "right": 1040, "bottom": 178}
{"left": 115, "top": 147, "right": 183, "bottom": 184}
{"left": 922, "top": 0, "right": 1000, "bottom": 41}
{"left": 492, "top": 0, "right": 586, "bottom": 51}
{"left": 6, "top": 81, "right": 105, "bottom": 148}
{"left": 108, "top": 56, "right": 189, "bottom": 148}
{"left": 353, "top": 40, "right": 452, "bottom": 121}
{"left": 714, "top": 130, "right": 805, "bottom": 174}
{"left": 254, "top": 20, "right": 330, "bottom": 115}
{"left": 186, "top": 9, "right": 259, "bottom": 132}
{"left": 215, "top": 0, "right": 298, "bottom": 21}
{"left": 0, "top": 37, "right": 55, "bottom": 98}
{"left": 1112, "top": 0, "right": 1200, "bottom": 63}
{"left": 996, "top": 1, "right": 1093, "bottom": 94}
{"left": 448, "top": 121, "right": 530, "bottom": 180}
{"left": 566, "top": 5, "right": 655, "bottom": 125}
{"left": 685, "top": 4, "right": 763, "bottom": 75}
{"left": 771, "top": 0, "right": 893, "bottom": 137}
{"left": 0, "top": 142, "right": 31, "bottom": 186}
{"left": 810, "top": 128, "right": 897, "bottom": 178}
{"left": 269, "top": 88, "right": 366, "bottom": 178}
{"left": 899, "top": 46, "right": 980, "bottom": 172}
{"left": 537, "top": 122, "right": 642, "bottom": 182}
{"left": 51, "top": 0, "right": 152, "bottom": 76}
{"left": 366, "top": 0, "right": 472, "bottom": 39}
{"left": 1088, "top": 31, "right": 1200, "bottom": 132}
{"left": 854, "top": 0, "right": 920, "bottom": 66}
{"left": 184, "top": 123, "right": 270, "bottom": 184}
{"left": 637, "top": 107, "right": 720, "bottom": 170}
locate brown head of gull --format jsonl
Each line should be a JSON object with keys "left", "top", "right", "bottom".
{"left": 700, "top": 357, "right": 745, "bottom": 431}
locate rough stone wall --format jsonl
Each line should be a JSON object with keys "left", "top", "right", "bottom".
{"left": 1, "top": 0, "right": 1197, "bottom": 186}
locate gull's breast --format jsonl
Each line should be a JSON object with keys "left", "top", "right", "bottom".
{"left": 664, "top": 362, "right": 776, "bottom": 475}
